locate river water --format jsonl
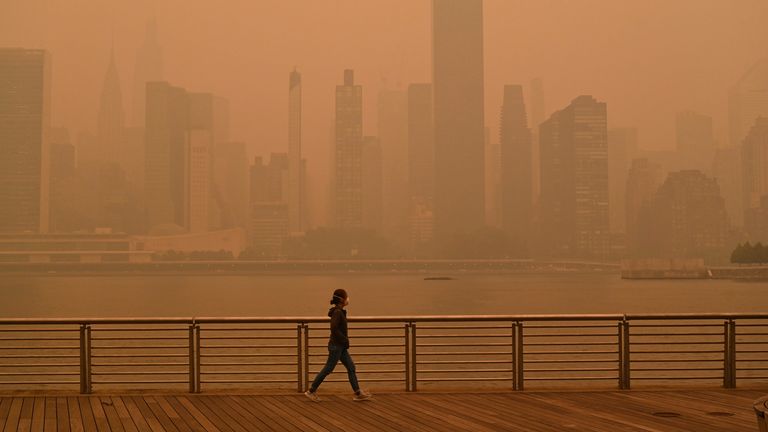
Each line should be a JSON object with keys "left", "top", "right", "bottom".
{"left": 0, "top": 272, "right": 765, "bottom": 318}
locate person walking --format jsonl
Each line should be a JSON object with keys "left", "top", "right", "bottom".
{"left": 304, "top": 289, "right": 372, "bottom": 402}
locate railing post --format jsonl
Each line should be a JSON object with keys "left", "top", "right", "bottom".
{"left": 296, "top": 323, "right": 303, "bottom": 393}
{"left": 303, "top": 324, "right": 309, "bottom": 392}
{"left": 620, "top": 320, "right": 631, "bottom": 390}
{"left": 511, "top": 321, "right": 516, "bottom": 390}
{"left": 411, "top": 322, "right": 417, "bottom": 392}
{"left": 79, "top": 324, "right": 91, "bottom": 394}
{"left": 404, "top": 323, "right": 411, "bottom": 392}
{"left": 618, "top": 321, "right": 623, "bottom": 389}
{"left": 189, "top": 323, "right": 200, "bottom": 393}
{"left": 724, "top": 320, "right": 736, "bottom": 389}
{"left": 515, "top": 322, "right": 524, "bottom": 391}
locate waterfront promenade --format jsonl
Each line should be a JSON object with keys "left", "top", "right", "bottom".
{"left": 0, "top": 390, "right": 764, "bottom": 431}
{"left": 2, "top": 314, "right": 767, "bottom": 430}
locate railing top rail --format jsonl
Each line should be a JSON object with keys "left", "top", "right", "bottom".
{"left": 0, "top": 313, "right": 766, "bottom": 326}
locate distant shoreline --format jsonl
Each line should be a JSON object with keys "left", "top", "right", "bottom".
{"left": 3, "top": 261, "right": 765, "bottom": 279}
{"left": 0, "top": 260, "right": 620, "bottom": 276}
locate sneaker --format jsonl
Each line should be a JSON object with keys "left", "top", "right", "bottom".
{"left": 304, "top": 390, "right": 320, "bottom": 402}
{"left": 353, "top": 389, "right": 372, "bottom": 401}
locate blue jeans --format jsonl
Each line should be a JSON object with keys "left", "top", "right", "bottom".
{"left": 309, "top": 344, "right": 360, "bottom": 392}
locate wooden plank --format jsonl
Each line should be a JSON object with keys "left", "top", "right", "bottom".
{"left": 228, "top": 395, "right": 297, "bottom": 432}
{"left": 88, "top": 397, "right": 113, "bottom": 432}
{"left": 76, "top": 397, "right": 98, "bottom": 432}
{"left": 56, "top": 398, "right": 70, "bottom": 432}
{"left": 108, "top": 397, "right": 139, "bottom": 432}
{"left": 182, "top": 397, "right": 236, "bottom": 432}
{"left": 278, "top": 395, "right": 344, "bottom": 432}
{"left": 3, "top": 397, "right": 23, "bottom": 432}
{"left": 29, "top": 398, "right": 44, "bottom": 432}
{"left": 152, "top": 397, "right": 196, "bottom": 432}
{"left": 367, "top": 395, "right": 467, "bottom": 432}
{"left": 274, "top": 396, "right": 348, "bottom": 432}
{"left": 199, "top": 396, "right": 268, "bottom": 432}
{"left": 0, "top": 398, "right": 13, "bottom": 430}
{"left": 128, "top": 396, "right": 166, "bottom": 432}
{"left": 173, "top": 397, "right": 222, "bottom": 432}
{"left": 119, "top": 397, "right": 153, "bottom": 432}
{"left": 66, "top": 397, "right": 84, "bottom": 432}
{"left": 17, "top": 397, "right": 34, "bottom": 432}
{"left": 228, "top": 395, "right": 305, "bottom": 432}
{"left": 42, "top": 398, "right": 56, "bottom": 432}
{"left": 160, "top": 397, "right": 207, "bottom": 432}
{"left": 244, "top": 396, "right": 329, "bottom": 432}
{"left": 99, "top": 397, "right": 125, "bottom": 432}
{"left": 321, "top": 395, "right": 402, "bottom": 432}
{"left": 140, "top": 397, "right": 179, "bottom": 432}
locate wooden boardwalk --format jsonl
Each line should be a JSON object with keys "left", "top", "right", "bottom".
{"left": 0, "top": 390, "right": 764, "bottom": 432}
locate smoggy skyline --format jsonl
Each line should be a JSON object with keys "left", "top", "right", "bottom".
{"left": 3, "top": 0, "right": 767, "bottom": 157}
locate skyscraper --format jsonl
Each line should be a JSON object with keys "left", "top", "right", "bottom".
{"left": 377, "top": 88, "right": 409, "bottom": 238}
{"left": 712, "top": 146, "right": 743, "bottom": 227}
{"left": 676, "top": 111, "right": 715, "bottom": 172}
{"left": 215, "top": 142, "right": 249, "bottom": 230}
{"left": 539, "top": 96, "right": 609, "bottom": 260}
{"left": 145, "top": 82, "right": 188, "bottom": 230}
{"left": 529, "top": 78, "right": 545, "bottom": 200}
{"left": 638, "top": 170, "right": 728, "bottom": 262}
{"left": 741, "top": 117, "right": 768, "bottom": 213}
{"left": 608, "top": 127, "right": 638, "bottom": 234}
{"left": 625, "top": 158, "right": 661, "bottom": 256}
{"left": 407, "top": 83, "right": 434, "bottom": 246}
{"left": 729, "top": 57, "right": 768, "bottom": 148}
{"left": 287, "top": 69, "right": 304, "bottom": 234}
{"left": 432, "top": 0, "right": 485, "bottom": 240}
{"left": 249, "top": 154, "right": 289, "bottom": 256}
{"left": 0, "top": 49, "right": 50, "bottom": 233}
{"left": 499, "top": 85, "right": 532, "bottom": 249}
{"left": 97, "top": 45, "right": 125, "bottom": 165}
{"left": 362, "top": 136, "right": 383, "bottom": 232}
{"left": 144, "top": 82, "right": 215, "bottom": 233}
{"left": 333, "top": 70, "right": 363, "bottom": 229}
{"left": 132, "top": 20, "right": 164, "bottom": 127}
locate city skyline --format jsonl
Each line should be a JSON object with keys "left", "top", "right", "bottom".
{"left": 2, "top": 2, "right": 768, "bottom": 264}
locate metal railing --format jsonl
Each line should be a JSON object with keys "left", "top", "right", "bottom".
{"left": 0, "top": 314, "right": 766, "bottom": 393}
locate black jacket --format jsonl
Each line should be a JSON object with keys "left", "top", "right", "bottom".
{"left": 328, "top": 306, "right": 349, "bottom": 349}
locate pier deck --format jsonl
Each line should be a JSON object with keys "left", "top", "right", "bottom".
{"left": 0, "top": 390, "right": 764, "bottom": 432}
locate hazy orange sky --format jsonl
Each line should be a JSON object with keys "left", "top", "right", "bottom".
{"left": 2, "top": 0, "right": 767, "bottom": 164}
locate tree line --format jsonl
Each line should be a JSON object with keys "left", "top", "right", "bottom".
{"left": 731, "top": 242, "right": 768, "bottom": 264}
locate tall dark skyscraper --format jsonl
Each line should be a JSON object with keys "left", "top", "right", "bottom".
{"left": 144, "top": 82, "right": 216, "bottom": 233}
{"left": 144, "top": 82, "right": 189, "bottom": 230}
{"left": 0, "top": 49, "right": 50, "bottom": 233}
{"left": 539, "top": 96, "right": 609, "bottom": 260}
{"left": 132, "top": 20, "right": 164, "bottom": 127}
{"left": 499, "top": 85, "right": 532, "bottom": 249}
{"left": 333, "top": 70, "right": 363, "bottom": 229}
{"left": 432, "top": 0, "right": 485, "bottom": 240}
